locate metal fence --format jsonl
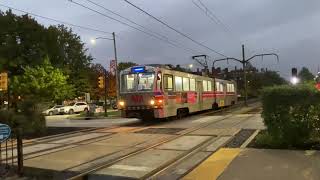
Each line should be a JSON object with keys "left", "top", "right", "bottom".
{"left": 0, "top": 136, "right": 16, "bottom": 177}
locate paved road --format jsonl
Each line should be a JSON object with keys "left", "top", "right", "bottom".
{"left": 15, "top": 103, "right": 264, "bottom": 179}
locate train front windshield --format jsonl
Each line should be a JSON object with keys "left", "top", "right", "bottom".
{"left": 121, "top": 72, "right": 155, "bottom": 92}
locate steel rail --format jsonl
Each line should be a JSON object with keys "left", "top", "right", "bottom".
{"left": 66, "top": 100, "right": 259, "bottom": 180}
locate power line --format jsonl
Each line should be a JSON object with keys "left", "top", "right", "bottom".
{"left": 122, "top": 0, "right": 227, "bottom": 57}
{"left": 86, "top": 0, "right": 165, "bottom": 41}
{"left": 69, "top": 0, "right": 202, "bottom": 55}
{"left": 85, "top": 0, "right": 202, "bottom": 55}
{"left": 191, "top": 0, "right": 257, "bottom": 56}
{"left": 194, "top": 0, "right": 233, "bottom": 36}
{"left": 0, "top": 4, "right": 112, "bottom": 35}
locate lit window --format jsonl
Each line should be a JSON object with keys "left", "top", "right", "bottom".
{"left": 164, "top": 74, "right": 173, "bottom": 91}
{"left": 183, "top": 77, "right": 190, "bottom": 91}
{"left": 175, "top": 76, "right": 182, "bottom": 91}
{"left": 203, "top": 80, "right": 208, "bottom": 91}
{"left": 190, "top": 78, "right": 196, "bottom": 91}
{"left": 208, "top": 81, "right": 212, "bottom": 91}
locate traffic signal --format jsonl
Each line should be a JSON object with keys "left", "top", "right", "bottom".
{"left": 98, "top": 76, "right": 105, "bottom": 89}
{"left": 292, "top": 68, "right": 298, "bottom": 77}
{"left": 0, "top": 72, "right": 8, "bottom": 91}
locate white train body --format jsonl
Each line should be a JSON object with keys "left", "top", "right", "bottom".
{"left": 118, "top": 65, "right": 237, "bottom": 119}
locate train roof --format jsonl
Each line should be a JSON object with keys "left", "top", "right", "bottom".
{"left": 121, "top": 65, "right": 235, "bottom": 83}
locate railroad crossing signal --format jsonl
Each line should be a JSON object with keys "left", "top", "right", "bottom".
{"left": 98, "top": 76, "right": 105, "bottom": 89}
{"left": 0, "top": 72, "right": 8, "bottom": 91}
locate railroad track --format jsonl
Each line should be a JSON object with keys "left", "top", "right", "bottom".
{"left": 65, "top": 100, "right": 260, "bottom": 180}
{"left": 0, "top": 126, "right": 123, "bottom": 164}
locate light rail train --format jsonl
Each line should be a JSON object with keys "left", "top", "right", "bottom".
{"left": 118, "top": 65, "right": 237, "bottom": 120}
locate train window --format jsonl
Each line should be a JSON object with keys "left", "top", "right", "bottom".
{"left": 190, "top": 78, "right": 195, "bottom": 91}
{"left": 216, "top": 82, "right": 224, "bottom": 92}
{"left": 121, "top": 74, "right": 136, "bottom": 92}
{"left": 227, "top": 83, "right": 235, "bottom": 92}
{"left": 208, "top": 81, "right": 212, "bottom": 91}
{"left": 175, "top": 76, "right": 183, "bottom": 91}
{"left": 203, "top": 80, "right": 208, "bottom": 91}
{"left": 183, "top": 77, "right": 190, "bottom": 91}
{"left": 138, "top": 73, "right": 154, "bottom": 91}
{"left": 164, "top": 74, "right": 173, "bottom": 91}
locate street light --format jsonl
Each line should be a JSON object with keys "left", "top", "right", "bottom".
{"left": 90, "top": 32, "right": 119, "bottom": 103}
{"left": 290, "top": 77, "right": 299, "bottom": 85}
{"left": 90, "top": 38, "right": 96, "bottom": 45}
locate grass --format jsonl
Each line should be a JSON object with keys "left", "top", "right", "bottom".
{"left": 249, "top": 130, "right": 320, "bottom": 150}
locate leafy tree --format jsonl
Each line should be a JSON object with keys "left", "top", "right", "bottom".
{"left": 118, "top": 62, "right": 137, "bottom": 72}
{"left": 11, "top": 57, "right": 74, "bottom": 103}
{"left": 0, "top": 10, "right": 47, "bottom": 75}
{"left": 247, "top": 71, "right": 287, "bottom": 97}
{"left": 0, "top": 10, "right": 92, "bottom": 98}
{"left": 87, "top": 63, "right": 106, "bottom": 100}
{"left": 298, "top": 67, "right": 314, "bottom": 82}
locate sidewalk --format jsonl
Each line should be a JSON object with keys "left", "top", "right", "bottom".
{"left": 183, "top": 148, "right": 320, "bottom": 180}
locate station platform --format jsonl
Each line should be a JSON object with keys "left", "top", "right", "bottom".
{"left": 182, "top": 148, "right": 320, "bottom": 180}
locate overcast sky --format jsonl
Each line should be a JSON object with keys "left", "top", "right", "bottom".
{"left": 1, "top": 0, "right": 320, "bottom": 78}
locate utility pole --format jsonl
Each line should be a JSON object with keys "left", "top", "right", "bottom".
{"left": 91, "top": 32, "right": 119, "bottom": 104}
{"left": 112, "top": 32, "right": 119, "bottom": 102}
{"left": 104, "top": 69, "right": 108, "bottom": 117}
{"left": 242, "top": 45, "right": 248, "bottom": 105}
{"left": 213, "top": 44, "right": 279, "bottom": 106}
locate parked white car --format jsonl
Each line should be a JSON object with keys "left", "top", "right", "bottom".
{"left": 42, "top": 105, "right": 64, "bottom": 116}
{"left": 61, "top": 102, "right": 89, "bottom": 114}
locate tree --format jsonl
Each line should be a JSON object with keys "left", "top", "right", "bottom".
{"left": 247, "top": 71, "right": 287, "bottom": 97}
{"left": 11, "top": 57, "right": 74, "bottom": 104}
{"left": 118, "top": 62, "right": 137, "bottom": 72}
{"left": 0, "top": 10, "right": 47, "bottom": 75}
{"left": 298, "top": 67, "right": 315, "bottom": 82}
{"left": 0, "top": 10, "right": 92, "bottom": 98}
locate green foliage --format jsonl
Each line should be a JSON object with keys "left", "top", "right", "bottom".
{"left": 118, "top": 62, "right": 137, "bottom": 72}
{"left": 0, "top": 99, "right": 46, "bottom": 137}
{"left": 11, "top": 57, "right": 74, "bottom": 103}
{"left": 247, "top": 71, "right": 287, "bottom": 97}
{"left": 298, "top": 67, "right": 315, "bottom": 82}
{"left": 261, "top": 85, "right": 320, "bottom": 147}
{"left": 0, "top": 10, "right": 92, "bottom": 98}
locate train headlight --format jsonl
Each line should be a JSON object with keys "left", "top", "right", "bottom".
{"left": 119, "top": 101, "right": 125, "bottom": 106}
{"left": 150, "top": 99, "right": 155, "bottom": 105}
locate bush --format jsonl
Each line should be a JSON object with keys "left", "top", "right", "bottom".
{"left": 0, "top": 100, "right": 46, "bottom": 137}
{"left": 261, "top": 85, "right": 320, "bottom": 147}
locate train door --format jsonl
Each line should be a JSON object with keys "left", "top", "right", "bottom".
{"left": 197, "top": 81, "right": 203, "bottom": 110}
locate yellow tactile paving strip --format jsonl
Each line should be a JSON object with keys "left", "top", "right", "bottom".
{"left": 182, "top": 148, "right": 241, "bottom": 180}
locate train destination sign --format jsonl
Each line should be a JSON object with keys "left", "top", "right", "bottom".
{"left": 0, "top": 123, "right": 11, "bottom": 143}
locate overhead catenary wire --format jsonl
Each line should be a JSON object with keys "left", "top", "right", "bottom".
{"left": 85, "top": 0, "right": 203, "bottom": 55}
{"left": 191, "top": 0, "right": 257, "bottom": 56}
{"left": 69, "top": 0, "right": 203, "bottom": 55}
{"left": 122, "top": 0, "right": 227, "bottom": 58}
{"left": 193, "top": 0, "right": 233, "bottom": 36}
{"left": 0, "top": 4, "right": 112, "bottom": 35}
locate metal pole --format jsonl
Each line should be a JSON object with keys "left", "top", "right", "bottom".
{"left": 112, "top": 32, "right": 119, "bottom": 102}
{"left": 242, "top": 44, "right": 248, "bottom": 106}
{"left": 104, "top": 70, "right": 108, "bottom": 117}
{"left": 7, "top": 73, "right": 9, "bottom": 110}
{"left": 212, "top": 62, "right": 217, "bottom": 106}
{"left": 17, "top": 130, "right": 23, "bottom": 176}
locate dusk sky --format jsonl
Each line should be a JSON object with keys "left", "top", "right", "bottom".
{"left": 1, "top": 0, "right": 320, "bottom": 78}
